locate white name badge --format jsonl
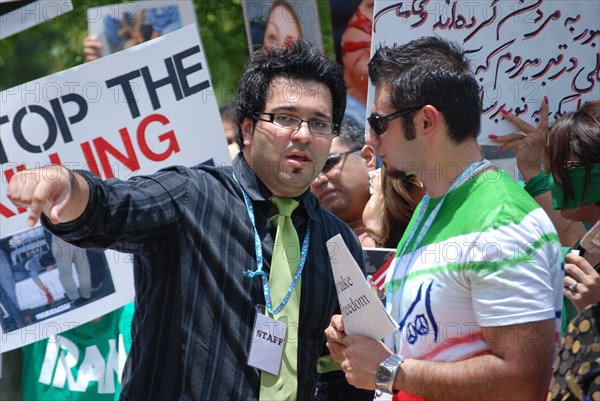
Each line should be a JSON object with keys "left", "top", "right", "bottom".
{"left": 248, "top": 309, "right": 287, "bottom": 376}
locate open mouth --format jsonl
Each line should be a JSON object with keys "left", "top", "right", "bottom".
{"left": 286, "top": 151, "right": 313, "bottom": 167}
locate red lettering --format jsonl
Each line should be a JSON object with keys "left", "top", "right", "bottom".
{"left": 48, "top": 152, "right": 62, "bottom": 165}
{"left": 92, "top": 128, "right": 140, "bottom": 179}
{"left": 80, "top": 142, "right": 102, "bottom": 177}
{"left": 0, "top": 202, "right": 17, "bottom": 218}
{"left": 137, "top": 113, "right": 180, "bottom": 162}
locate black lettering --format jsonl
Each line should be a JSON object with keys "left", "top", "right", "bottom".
{"left": 172, "top": 45, "right": 210, "bottom": 97}
{"left": 336, "top": 275, "right": 354, "bottom": 292}
{"left": 106, "top": 70, "right": 142, "bottom": 118}
{"left": 140, "top": 58, "right": 183, "bottom": 112}
{"left": 49, "top": 94, "right": 87, "bottom": 145}
{"left": 13, "top": 105, "right": 57, "bottom": 155}
{"left": 0, "top": 115, "right": 9, "bottom": 163}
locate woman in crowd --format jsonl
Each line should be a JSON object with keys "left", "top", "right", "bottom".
{"left": 361, "top": 165, "right": 426, "bottom": 248}
{"left": 492, "top": 99, "right": 599, "bottom": 401}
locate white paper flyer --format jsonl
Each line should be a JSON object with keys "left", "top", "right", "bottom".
{"left": 327, "top": 234, "right": 398, "bottom": 340}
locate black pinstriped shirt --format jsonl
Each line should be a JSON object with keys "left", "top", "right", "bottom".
{"left": 43, "top": 155, "right": 374, "bottom": 401}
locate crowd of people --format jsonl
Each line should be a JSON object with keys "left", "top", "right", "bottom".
{"left": 2, "top": 4, "right": 599, "bottom": 401}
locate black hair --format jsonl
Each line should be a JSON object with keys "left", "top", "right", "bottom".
{"left": 235, "top": 40, "right": 346, "bottom": 150}
{"left": 368, "top": 36, "right": 481, "bottom": 142}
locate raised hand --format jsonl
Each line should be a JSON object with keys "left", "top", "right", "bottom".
{"left": 83, "top": 35, "right": 102, "bottom": 63}
{"left": 564, "top": 251, "right": 600, "bottom": 311}
{"left": 489, "top": 97, "right": 549, "bottom": 182}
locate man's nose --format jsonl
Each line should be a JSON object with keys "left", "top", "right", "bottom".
{"left": 365, "top": 129, "right": 380, "bottom": 147}
{"left": 291, "top": 122, "right": 313, "bottom": 143}
{"left": 311, "top": 169, "right": 329, "bottom": 188}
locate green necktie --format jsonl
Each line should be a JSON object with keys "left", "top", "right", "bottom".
{"left": 260, "top": 196, "right": 301, "bottom": 401}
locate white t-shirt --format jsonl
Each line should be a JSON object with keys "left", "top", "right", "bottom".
{"left": 385, "top": 171, "right": 563, "bottom": 361}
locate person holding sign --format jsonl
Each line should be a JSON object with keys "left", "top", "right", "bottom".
{"left": 7, "top": 41, "right": 373, "bottom": 401}
{"left": 325, "top": 36, "right": 563, "bottom": 400}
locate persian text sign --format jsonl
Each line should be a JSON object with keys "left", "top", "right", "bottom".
{"left": 371, "top": 0, "right": 599, "bottom": 144}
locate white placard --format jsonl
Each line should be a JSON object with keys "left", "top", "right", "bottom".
{"left": 370, "top": 0, "right": 600, "bottom": 145}
{"left": 0, "top": 24, "right": 230, "bottom": 351}
{"left": 327, "top": 234, "right": 398, "bottom": 340}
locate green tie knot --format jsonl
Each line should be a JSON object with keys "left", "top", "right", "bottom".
{"left": 270, "top": 197, "right": 299, "bottom": 218}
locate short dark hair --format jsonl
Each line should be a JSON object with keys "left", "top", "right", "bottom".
{"left": 235, "top": 40, "right": 346, "bottom": 150}
{"left": 368, "top": 36, "right": 481, "bottom": 142}
{"left": 337, "top": 118, "right": 365, "bottom": 150}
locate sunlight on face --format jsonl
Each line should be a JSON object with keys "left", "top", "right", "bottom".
{"left": 242, "top": 77, "right": 334, "bottom": 197}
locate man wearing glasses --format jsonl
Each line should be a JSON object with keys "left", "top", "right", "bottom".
{"left": 310, "top": 119, "right": 378, "bottom": 243}
{"left": 7, "top": 41, "right": 373, "bottom": 401}
{"left": 325, "top": 36, "right": 563, "bottom": 400}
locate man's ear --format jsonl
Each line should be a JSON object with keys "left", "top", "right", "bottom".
{"left": 240, "top": 118, "right": 255, "bottom": 147}
{"left": 360, "top": 145, "right": 378, "bottom": 170}
{"left": 416, "top": 105, "right": 440, "bottom": 138}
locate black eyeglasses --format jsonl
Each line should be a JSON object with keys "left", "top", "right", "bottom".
{"left": 367, "top": 105, "right": 424, "bottom": 136}
{"left": 563, "top": 161, "right": 587, "bottom": 169}
{"left": 321, "top": 147, "right": 361, "bottom": 174}
{"left": 255, "top": 112, "right": 339, "bottom": 136}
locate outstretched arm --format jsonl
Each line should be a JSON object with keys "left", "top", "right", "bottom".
{"left": 7, "top": 165, "right": 90, "bottom": 227}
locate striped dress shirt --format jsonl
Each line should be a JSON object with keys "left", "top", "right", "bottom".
{"left": 43, "top": 155, "right": 374, "bottom": 401}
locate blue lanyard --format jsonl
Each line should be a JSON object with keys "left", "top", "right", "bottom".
{"left": 232, "top": 172, "right": 310, "bottom": 315}
{"left": 390, "top": 159, "right": 492, "bottom": 306}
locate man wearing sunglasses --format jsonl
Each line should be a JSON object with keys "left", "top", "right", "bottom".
{"left": 325, "top": 36, "right": 563, "bottom": 400}
{"left": 310, "top": 119, "right": 378, "bottom": 242}
{"left": 7, "top": 41, "right": 373, "bottom": 401}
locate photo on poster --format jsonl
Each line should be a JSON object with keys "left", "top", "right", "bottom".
{"left": 329, "top": 0, "right": 373, "bottom": 126}
{"left": 242, "top": 0, "right": 322, "bottom": 52}
{"left": 87, "top": 0, "right": 197, "bottom": 57}
{"left": 0, "top": 226, "right": 115, "bottom": 334}
{"left": 362, "top": 247, "right": 395, "bottom": 277}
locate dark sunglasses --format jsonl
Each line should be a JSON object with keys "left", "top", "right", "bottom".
{"left": 563, "top": 160, "right": 587, "bottom": 169}
{"left": 321, "top": 147, "right": 361, "bottom": 174}
{"left": 367, "top": 105, "right": 424, "bottom": 136}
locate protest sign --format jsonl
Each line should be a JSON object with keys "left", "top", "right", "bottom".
{"left": 87, "top": 0, "right": 197, "bottom": 57}
{"left": 328, "top": 234, "right": 398, "bottom": 340}
{"left": 370, "top": 0, "right": 599, "bottom": 177}
{"left": 242, "top": 0, "right": 323, "bottom": 52}
{"left": 0, "top": 0, "right": 73, "bottom": 40}
{"left": 0, "top": 24, "right": 230, "bottom": 351}
{"left": 328, "top": 0, "right": 373, "bottom": 126}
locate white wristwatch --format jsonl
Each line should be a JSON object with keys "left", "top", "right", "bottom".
{"left": 375, "top": 354, "right": 404, "bottom": 394}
